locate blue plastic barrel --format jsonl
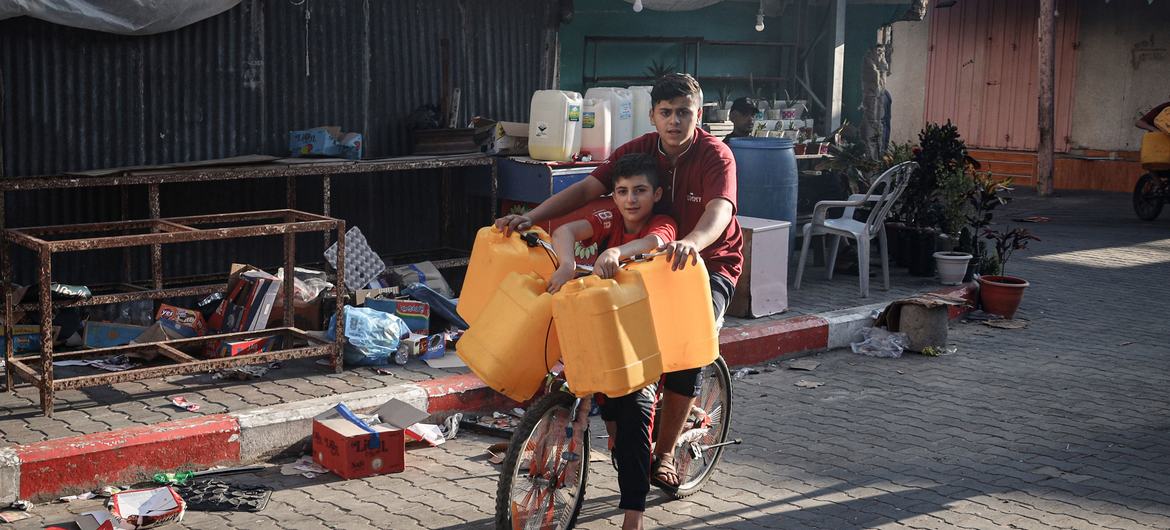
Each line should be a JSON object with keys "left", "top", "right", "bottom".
{"left": 728, "top": 137, "right": 799, "bottom": 252}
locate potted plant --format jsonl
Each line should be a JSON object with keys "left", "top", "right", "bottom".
{"left": 714, "top": 85, "right": 732, "bottom": 121}
{"left": 897, "top": 122, "right": 971, "bottom": 276}
{"left": 932, "top": 165, "right": 975, "bottom": 284}
{"left": 977, "top": 226, "right": 1040, "bottom": 318}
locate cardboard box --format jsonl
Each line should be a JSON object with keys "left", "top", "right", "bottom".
{"left": 312, "top": 400, "right": 428, "bottom": 480}
{"left": 364, "top": 297, "right": 429, "bottom": 335}
{"left": 398, "top": 333, "right": 446, "bottom": 361}
{"left": 83, "top": 322, "right": 147, "bottom": 349}
{"left": 107, "top": 486, "right": 185, "bottom": 529}
{"left": 289, "top": 126, "right": 363, "bottom": 160}
{"left": 155, "top": 304, "right": 206, "bottom": 338}
{"left": 74, "top": 511, "right": 115, "bottom": 530}
{"left": 0, "top": 324, "right": 49, "bottom": 353}
{"left": 208, "top": 268, "right": 282, "bottom": 334}
{"left": 217, "top": 335, "right": 282, "bottom": 358}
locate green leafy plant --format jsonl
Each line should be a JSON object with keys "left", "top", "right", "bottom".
{"left": 982, "top": 226, "right": 1040, "bottom": 275}
{"left": 960, "top": 171, "right": 1013, "bottom": 270}
{"left": 898, "top": 121, "right": 976, "bottom": 230}
{"left": 938, "top": 166, "right": 975, "bottom": 239}
{"left": 717, "top": 85, "right": 733, "bottom": 109}
{"left": 645, "top": 59, "right": 678, "bottom": 81}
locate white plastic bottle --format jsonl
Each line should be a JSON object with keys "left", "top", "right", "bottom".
{"left": 529, "top": 90, "right": 584, "bottom": 162}
{"left": 628, "top": 86, "right": 654, "bottom": 137}
{"left": 584, "top": 87, "right": 634, "bottom": 151}
{"left": 580, "top": 98, "right": 613, "bottom": 161}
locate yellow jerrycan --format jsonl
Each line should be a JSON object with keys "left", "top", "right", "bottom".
{"left": 458, "top": 226, "right": 557, "bottom": 326}
{"left": 552, "top": 270, "right": 662, "bottom": 398}
{"left": 456, "top": 272, "right": 561, "bottom": 402}
{"left": 1140, "top": 132, "right": 1170, "bottom": 171}
{"left": 625, "top": 255, "right": 719, "bottom": 372}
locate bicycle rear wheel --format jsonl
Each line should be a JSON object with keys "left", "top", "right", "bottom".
{"left": 669, "top": 355, "right": 733, "bottom": 499}
{"left": 495, "top": 391, "right": 590, "bottom": 530}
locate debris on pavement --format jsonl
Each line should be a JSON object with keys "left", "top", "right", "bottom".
{"left": 212, "top": 363, "right": 276, "bottom": 380}
{"left": 153, "top": 470, "right": 195, "bottom": 486}
{"left": 795, "top": 380, "right": 824, "bottom": 389}
{"left": 851, "top": 327, "right": 909, "bottom": 358}
{"left": 460, "top": 414, "right": 518, "bottom": 438}
{"left": 107, "top": 486, "right": 186, "bottom": 528}
{"left": 59, "top": 491, "right": 98, "bottom": 502}
{"left": 168, "top": 396, "right": 200, "bottom": 413}
{"left": 486, "top": 443, "right": 509, "bottom": 465}
{"left": 311, "top": 400, "right": 427, "bottom": 479}
{"left": 785, "top": 359, "right": 821, "bottom": 371}
{"left": 406, "top": 423, "right": 446, "bottom": 446}
{"left": 280, "top": 456, "right": 329, "bottom": 479}
{"left": 442, "top": 413, "right": 463, "bottom": 440}
{"left": 984, "top": 319, "right": 1030, "bottom": 329}
{"left": 921, "top": 345, "right": 957, "bottom": 357}
{"left": 99, "top": 486, "right": 125, "bottom": 498}
{"left": 733, "top": 368, "right": 760, "bottom": 380}
{"left": 961, "top": 310, "right": 1003, "bottom": 322}
{"left": 8, "top": 500, "right": 31, "bottom": 511}
{"left": 73, "top": 510, "right": 115, "bottom": 530}
{"left": 175, "top": 479, "right": 272, "bottom": 513}
{"left": 53, "top": 355, "right": 138, "bottom": 372}
{"left": 0, "top": 510, "right": 30, "bottom": 523}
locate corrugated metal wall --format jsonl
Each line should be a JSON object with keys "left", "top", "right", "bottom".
{"left": 0, "top": 0, "right": 551, "bottom": 285}
{"left": 924, "top": 0, "right": 1079, "bottom": 152}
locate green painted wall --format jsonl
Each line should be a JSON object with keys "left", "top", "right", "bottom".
{"left": 559, "top": 0, "right": 819, "bottom": 104}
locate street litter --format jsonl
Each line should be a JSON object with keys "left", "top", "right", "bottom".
{"left": 732, "top": 368, "right": 759, "bottom": 380}
{"left": 153, "top": 471, "right": 194, "bottom": 486}
{"left": 311, "top": 399, "right": 428, "bottom": 479}
{"left": 0, "top": 510, "right": 30, "bottom": 523}
{"left": 851, "top": 327, "right": 909, "bottom": 358}
{"left": 442, "top": 413, "right": 463, "bottom": 440}
{"left": 984, "top": 319, "right": 1029, "bottom": 329}
{"left": 8, "top": 500, "right": 31, "bottom": 511}
{"left": 175, "top": 479, "right": 271, "bottom": 513}
{"left": 60, "top": 491, "right": 98, "bottom": 502}
{"left": 73, "top": 510, "right": 115, "bottom": 530}
{"left": 54, "top": 355, "right": 138, "bottom": 372}
{"left": 406, "top": 423, "right": 446, "bottom": 446}
{"left": 795, "top": 380, "right": 824, "bottom": 389}
{"left": 785, "top": 359, "right": 820, "bottom": 371}
{"left": 168, "top": 396, "right": 200, "bottom": 413}
{"left": 107, "top": 486, "right": 186, "bottom": 528}
{"left": 212, "top": 364, "right": 273, "bottom": 380}
{"left": 461, "top": 414, "right": 518, "bottom": 438}
{"left": 99, "top": 486, "right": 125, "bottom": 497}
{"left": 280, "top": 456, "right": 329, "bottom": 479}
{"left": 486, "top": 443, "right": 509, "bottom": 465}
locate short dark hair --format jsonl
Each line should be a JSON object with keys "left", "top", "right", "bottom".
{"left": 650, "top": 73, "right": 702, "bottom": 107}
{"left": 612, "top": 153, "right": 660, "bottom": 189}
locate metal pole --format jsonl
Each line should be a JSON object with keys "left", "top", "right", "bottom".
{"left": 1036, "top": 0, "right": 1056, "bottom": 196}
{"left": 148, "top": 184, "right": 163, "bottom": 289}
{"left": 828, "top": 0, "right": 846, "bottom": 133}
{"left": 37, "top": 247, "right": 53, "bottom": 416}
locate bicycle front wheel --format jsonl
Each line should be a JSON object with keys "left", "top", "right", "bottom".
{"left": 670, "top": 355, "right": 733, "bottom": 498}
{"left": 495, "top": 391, "right": 590, "bottom": 530}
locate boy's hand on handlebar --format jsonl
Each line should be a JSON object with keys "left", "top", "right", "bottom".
{"left": 547, "top": 266, "right": 575, "bottom": 294}
{"left": 494, "top": 214, "right": 533, "bottom": 237}
{"left": 661, "top": 240, "right": 700, "bottom": 271}
{"left": 594, "top": 248, "right": 622, "bottom": 279}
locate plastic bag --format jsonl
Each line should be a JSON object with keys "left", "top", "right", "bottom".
{"left": 88, "top": 300, "right": 155, "bottom": 326}
{"left": 402, "top": 283, "right": 468, "bottom": 331}
{"left": 276, "top": 267, "right": 333, "bottom": 302}
{"left": 851, "top": 327, "right": 909, "bottom": 358}
{"left": 326, "top": 306, "right": 409, "bottom": 367}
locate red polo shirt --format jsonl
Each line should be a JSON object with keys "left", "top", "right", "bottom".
{"left": 588, "top": 128, "right": 744, "bottom": 285}
{"left": 583, "top": 207, "right": 678, "bottom": 252}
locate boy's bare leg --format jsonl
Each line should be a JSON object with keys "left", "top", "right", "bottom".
{"left": 653, "top": 390, "right": 695, "bottom": 481}
{"left": 623, "top": 510, "right": 644, "bottom": 530}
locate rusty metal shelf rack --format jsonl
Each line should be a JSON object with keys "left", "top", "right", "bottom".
{"left": 2, "top": 209, "right": 348, "bottom": 416}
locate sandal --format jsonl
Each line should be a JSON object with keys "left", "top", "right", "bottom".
{"left": 650, "top": 453, "right": 680, "bottom": 493}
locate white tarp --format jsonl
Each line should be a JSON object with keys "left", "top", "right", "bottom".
{"left": 0, "top": 0, "right": 240, "bottom": 35}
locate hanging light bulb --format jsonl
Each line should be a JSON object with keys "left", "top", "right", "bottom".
{"left": 633, "top": 0, "right": 643, "bottom": 12}
{"left": 754, "top": 0, "right": 765, "bottom": 31}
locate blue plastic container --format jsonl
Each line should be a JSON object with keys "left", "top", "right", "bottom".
{"left": 728, "top": 137, "right": 799, "bottom": 251}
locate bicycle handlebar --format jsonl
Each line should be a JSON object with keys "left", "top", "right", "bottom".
{"left": 519, "top": 230, "right": 670, "bottom": 276}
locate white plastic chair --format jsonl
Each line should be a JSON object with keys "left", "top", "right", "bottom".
{"left": 793, "top": 161, "right": 917, "bottom": 297}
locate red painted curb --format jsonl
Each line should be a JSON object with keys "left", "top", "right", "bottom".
{"left": 417, "top": 373, "right": 520, "bottom": 413}
{"left": 14, "top": 415, "right": 240, "bottom": 501}
{"left": 719, "top": 315, "right": 829, "bottom": 367}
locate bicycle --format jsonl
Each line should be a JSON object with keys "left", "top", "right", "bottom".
{"left": 493, "top": 231, "right": 740, "bottom": 530}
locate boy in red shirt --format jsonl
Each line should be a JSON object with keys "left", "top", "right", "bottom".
{"left": 547, "top": 153, "right": 675, "bottom": 530}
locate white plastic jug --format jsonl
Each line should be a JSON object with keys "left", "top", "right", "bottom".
{"left": 580, "top": 98, "right": 613, "bottom": 161}
{"left": 529, "top": 90, "right": 583, "bottom": 162}
{"left": 585, "top": 87, "right": 634, "bottom": 152}
{"left": 629, "top": 86, "right": 654, "bottom": 137}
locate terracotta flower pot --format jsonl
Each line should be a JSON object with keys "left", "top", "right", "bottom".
{"left": 977, "top": 275, "right": 1029, "bottom": 319}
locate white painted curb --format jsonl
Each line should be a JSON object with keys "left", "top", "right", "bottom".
{"left": 821, "top": 302, "right": 887, "bottom": 350}
{"left": 232, "top": 381, "right": 429, "bottom": 463}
